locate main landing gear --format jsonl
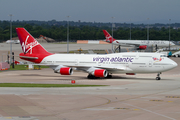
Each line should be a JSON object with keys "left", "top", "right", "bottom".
{"left": 106, "top": 74, "right": 112, "bottom": 78}
{"left": 156, "top": 72, "right": 161, "bottom": 80}
{"left": 87, "top": 74, "right": 98, "bottom": 79}
{"left": 114, "top": 45, "right": 121, "bottom": 53}
{"left": 87, "top": 74, "right": 112, "bottom": 79}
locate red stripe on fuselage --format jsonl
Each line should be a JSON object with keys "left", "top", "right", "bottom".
{"left": 19, "top": 53, "right": 53, "bottom": 63}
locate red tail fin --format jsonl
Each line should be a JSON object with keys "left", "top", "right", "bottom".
{"left": 16, "top": 28, "right": 52, "bottom": 63}
{"left": 102, "top": 30, "right": 116, "bottom": 43}
{"left": 16, "top": 28, "right": 49, "bottom": 54}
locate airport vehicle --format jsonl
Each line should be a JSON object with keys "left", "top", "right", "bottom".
{"left": 172, "top": 51, "right": 180, "bottom": 57}
{"left": 16, "top": 28, "right": 177, "bottom": 80}
{"left": 103, "top": 30, "right": 175, "bottom": 50}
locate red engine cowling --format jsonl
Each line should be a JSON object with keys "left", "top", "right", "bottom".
{"left": 94, "top": 69, "right": 107, "bottom": 78}
{"left": 138, "top": 45, "right": 147, "bottom": 50}
{"left": 60, "top": 67, "right": 73, "bottom": 75}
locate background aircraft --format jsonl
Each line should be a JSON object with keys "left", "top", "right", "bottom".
{"left": 14, "top": 60, "right": 24, "bottom": 65}
{"left": 16, "top": 28, "right": 177, "bottom": 80}
{"left": 103, "top": 30, "right": 175, "bottom": 51}
{"left": 6, "top": 40, "right": 20, "bottom": 44}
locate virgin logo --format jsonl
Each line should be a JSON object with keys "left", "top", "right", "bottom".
{"left": 105, "top": 35, "right": 111, "bottom": 40}
{"left": 21, "top": 35, "right": 39, "bottom": 54}
{"left": 105, "top": 35, "right": 112, "bottom": 43}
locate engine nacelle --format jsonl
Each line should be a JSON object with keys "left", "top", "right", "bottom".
{"left": 138, "top": 45, "right": 147, "bottom": 50}
{"left": 60, "top": 67, "right": 73, "bottom": 75}
{"left": 93, "top": 69, "right": 107, "bottom": 78}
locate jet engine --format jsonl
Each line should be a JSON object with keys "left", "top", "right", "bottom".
{"left": 59, "top": 67, "right": 73, "bottom": 75}
{"left": 93, "top": 69, "right": 108, "bottom": 78}
{"left": 53, "top": 65, "right": 73, "bottom": 75}
{"left": 138, "top": 45, "right": 147, "bottom": 50}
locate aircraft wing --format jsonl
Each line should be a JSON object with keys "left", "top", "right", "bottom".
{"left": 25, "top": 62, "right": 133, "bottom": 73}
{"left": 97, "top": 66, "right": 133, "bottom": 71}
{"left": 48, "top": 64, "right": 133, "bottom": 73}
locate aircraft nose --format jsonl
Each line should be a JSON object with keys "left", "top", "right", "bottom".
{"left": 169, "top": 60, "right": 178, "bottom": 69}
{"left": 172, "top": 61, "right": 178, "bottom": 68}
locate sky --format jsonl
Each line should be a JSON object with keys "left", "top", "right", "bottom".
{"left": 0, "top": 0, "right": 180, "bottom": 24}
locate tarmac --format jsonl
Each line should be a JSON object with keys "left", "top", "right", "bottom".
{"left": 0, "top": 43, "right": 180, "bottom": 120}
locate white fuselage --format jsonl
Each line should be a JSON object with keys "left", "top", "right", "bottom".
{"left": 113, "top": 40, "right": 175, "bottom": 47}
{"left": 41, "top": 52, "right": 177, "bottom": 74}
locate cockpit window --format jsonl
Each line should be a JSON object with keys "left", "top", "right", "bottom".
{"left": 160, "top": 55, "right": 166, "bottom": 57}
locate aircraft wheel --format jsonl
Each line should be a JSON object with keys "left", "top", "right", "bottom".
{"left": 156, "top": 77, "right": 161, "bottom": 80}
{"left": 87, "top": 74, "right": 96, "bottom": 79}
{"left": 106, "top": 75, "right": 112, "bottom": 78}
{"left": 87, "top": 74, "right": 93, "bottom": 79}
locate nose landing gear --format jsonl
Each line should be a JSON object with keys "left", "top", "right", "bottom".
{"left": 156, "top": 72, "right": 161, "bottom": 80}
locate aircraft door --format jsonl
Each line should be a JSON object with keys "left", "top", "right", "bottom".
{"left": 149, "top": 61, "right": 152, "bottom": 67}
{"left": 75, "top": 59, "right": 78, "bottom": 65}
{"left": 136, "top": 53, "right": 139, "bottom": 59}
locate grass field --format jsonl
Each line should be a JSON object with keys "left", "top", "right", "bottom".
{"left": 0, "top": 83, "right": 107, "bottom": 87}
{"left": 8, "top": 65, "right": 49, "bottom": 70}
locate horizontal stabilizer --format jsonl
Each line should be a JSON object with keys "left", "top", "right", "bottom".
{"left": 19, "top": 56, "right": 38, "bottom": 59}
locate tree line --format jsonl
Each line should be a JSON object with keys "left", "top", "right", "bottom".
{"left": 0, "top": 20, "right": 180, "bottom": 42}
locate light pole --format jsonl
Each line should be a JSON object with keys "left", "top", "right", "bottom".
{"left": 67, "top": 16, "right": 70, "bottom": 53}
{"left": 9, "top": 14, "right": 13, "bottom": 64}
{"left": 147, "top": 18, "right": 149, "bottom": 43}
{"left": 130, "top": 19, "right": 131, "bottom": 40}
{"left": 147, "top": 18, "right": 149, "bottom": 51}
{"left": 169, "top": 19, "right": 171, "bottom": 51}
{"left": 111, "top": 17, "right": 114, "bottom": 52}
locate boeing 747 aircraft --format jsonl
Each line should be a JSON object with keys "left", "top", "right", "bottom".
{"left": 103, "top": 30, "right": 175, "bottom": 50}
{"left": 16, "top": 28, "right": 177, "bottom": 80}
